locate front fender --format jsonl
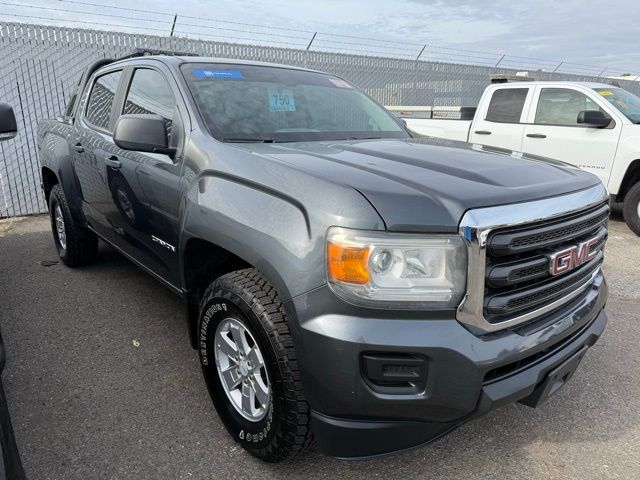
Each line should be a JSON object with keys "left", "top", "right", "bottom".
{"left": 608, "top": 128, "right": 640, "bottom": 196}
{"left": 179, "top": 170, "right": 384, "bottom": 302}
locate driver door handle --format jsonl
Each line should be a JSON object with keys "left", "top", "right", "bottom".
{"left": 105, "top": 155, "right": 122, "bottom": 169}
{"left": 474, "top": 130, "right": 492, "bottom": 135}
{"left": 526, "top": 133, "right": 547, "bottom": 139}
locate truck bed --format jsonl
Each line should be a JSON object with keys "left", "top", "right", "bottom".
{"left": 386, "top": 106, "right": 474, "bottom": 142}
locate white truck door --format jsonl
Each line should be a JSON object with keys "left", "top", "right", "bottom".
{"left": 521, "top": 87, "right": 621, "bottom": 186}
{"left": 468, "top": 86, "right": 533, "bottom": 151}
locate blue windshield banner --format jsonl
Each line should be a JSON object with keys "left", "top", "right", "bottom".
{"left": 192, "top": 69, "right": 244, "bottom": 79}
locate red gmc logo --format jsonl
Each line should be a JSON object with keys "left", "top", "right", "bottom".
{"left": 548, "top": 236, "right": 600, "bottom": 276}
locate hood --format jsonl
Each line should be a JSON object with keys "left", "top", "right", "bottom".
{"left": 238, "top": 137, "right": 602, "bottom": 232}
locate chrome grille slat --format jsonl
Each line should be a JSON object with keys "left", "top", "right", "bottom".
{"left": 486, "top": 256, "right": 549, "bottom": 288}
{"left": 489, "top": 203, "right": 609, "bottom": 256}
{"left": 457, "top": 184, "right": 609, "bottom": 333}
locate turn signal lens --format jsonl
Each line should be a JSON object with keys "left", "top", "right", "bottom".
{"left": 327, "top": 242, "right": 370, "bottom": 285}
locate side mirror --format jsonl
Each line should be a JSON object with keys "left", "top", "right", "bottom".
{"left": 0, "top": 103, "right": 17, "bottom": 141}
{"left": 577, "top": 110, "right": 611, "bottom": 128}
{"left": 113, "top": 114, "right": 175, "bottom": 157}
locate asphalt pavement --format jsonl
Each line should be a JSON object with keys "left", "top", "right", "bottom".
{"left": 0, "top": 215, "right": 638, "bottom": 480}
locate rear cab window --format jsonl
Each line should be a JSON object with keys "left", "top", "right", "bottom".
{"left": 84, "top": 70, "right": 123, "bottom": 132}
{"left": 485, "top": 88, "right": 529, "bottom": 123}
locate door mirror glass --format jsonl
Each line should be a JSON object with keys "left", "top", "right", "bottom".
{"left": 577, "top": 110, "right": 612, "bottom": 128}
{"left": 113, "top": 114, "right": 175, "bottom": 157}
{"left": 0, "top": 103, "right": 17, "bottom": 141}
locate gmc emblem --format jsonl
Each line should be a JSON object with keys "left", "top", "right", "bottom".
{"left": 548, "top": 236, "right": 600, "bottom": 276}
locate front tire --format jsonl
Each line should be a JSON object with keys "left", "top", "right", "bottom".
{"left": 623, "top": 181, "right": 640, "bottom": 236}
{"left": 49, "top": 184, "right": 98, "bottom": 267}
{"left": 197, "top": 268, "right": 313, "bottom": 462}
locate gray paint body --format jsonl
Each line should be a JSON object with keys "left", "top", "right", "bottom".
{"left": 37, "top": 55, "right": 608, "bottom": 458}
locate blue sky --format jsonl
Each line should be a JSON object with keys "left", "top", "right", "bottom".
{"left": 1, "top": 0, "right": 638, "bottom": 74}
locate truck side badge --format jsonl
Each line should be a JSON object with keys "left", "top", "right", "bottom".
{"left": 151, "top": 235, "right": 176, "bottom": 252}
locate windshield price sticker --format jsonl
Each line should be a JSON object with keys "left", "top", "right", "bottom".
{"left": 268, "top": 88, "right": 296, "bottom": 112}
{"left": 193, "top": 69, "right": 244, "bottom": 79}
{"left": 598, "top": 90, "right": 613, "bottom": 96}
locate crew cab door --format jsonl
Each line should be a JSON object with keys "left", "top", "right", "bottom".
{"left": 521, "top": 87, "right": 621, "bottom": 185}
{"left": 73, "top": 68, "right": 125, "bottom": 242}
{"left": 106, "top": 65, "right": 186, "bottom": 287}
{"left": 468, "top": 86, "right": 533, "bottom": 151}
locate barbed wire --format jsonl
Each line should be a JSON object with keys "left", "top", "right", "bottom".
{"left": 0, "top": 0, "right": 637, "bottom": 76}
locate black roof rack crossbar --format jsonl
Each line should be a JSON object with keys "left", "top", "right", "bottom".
{"left": 117, "top": 48, "right": 200, "bottom": 61}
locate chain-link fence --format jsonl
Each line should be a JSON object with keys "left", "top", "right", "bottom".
{"left": 1, "top": 21, "right": 640, "bottom": 218}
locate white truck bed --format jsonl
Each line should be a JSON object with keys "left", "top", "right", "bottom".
{"left": 386, "top": 106, "right": 473, "bottom": 142}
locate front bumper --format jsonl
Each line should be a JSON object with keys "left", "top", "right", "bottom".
{"left": 285, "top": 271, "right": 608, "bottom": 458}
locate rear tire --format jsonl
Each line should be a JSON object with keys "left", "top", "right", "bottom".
{"left": 49, "top": 184, "right": 98, "bottom": 267}
{"left": 197, "top": 268, "right": 313, "bottom": 462}
{"left": 623, "top": 181, "right": 640, "bottom": 236}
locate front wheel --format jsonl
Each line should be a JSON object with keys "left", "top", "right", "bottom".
{"left": 623, "top": 181, "right": 640, "bottom": 236}
{"left": 197, "top": 268, "right": 313, "bottom": 462}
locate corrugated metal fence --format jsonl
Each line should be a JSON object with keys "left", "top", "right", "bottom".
{"left": 1, "top": 21, "right": 639, "bottom": 217}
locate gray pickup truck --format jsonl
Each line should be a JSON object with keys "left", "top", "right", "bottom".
{"left": 37, "top": 51, "right": 609, "bottom": 461}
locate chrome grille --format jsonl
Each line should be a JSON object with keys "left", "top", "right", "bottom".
{"left": 457, "top": 184, "right": 609, "bottom": 333}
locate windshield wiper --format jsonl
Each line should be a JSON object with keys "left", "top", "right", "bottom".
{"left": 334, "top": 136, "right": 382, "bottom": 141}
{"left": 221, "top": 137, "right": 275, "bottom": 143}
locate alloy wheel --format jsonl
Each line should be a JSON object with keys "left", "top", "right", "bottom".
{"left": 54, "top": 204, "right": 67, "bottom": 250}
{"left": 214, "top": 318, "right": 270, "bottom": 422}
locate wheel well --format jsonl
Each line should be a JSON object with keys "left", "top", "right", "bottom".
{"left": 41, "top": 167, "right": 58, "bottom": 204}
{"left": 183, "top": 238, "right": 252, "bottom": 348}
{"left": 616, "top": 159, "right": 640, "bottom": 202}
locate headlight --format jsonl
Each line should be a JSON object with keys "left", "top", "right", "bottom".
{"left": 326, "top": 227, "right": 467, "bottom": 309}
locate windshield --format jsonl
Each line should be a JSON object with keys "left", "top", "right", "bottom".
{"left": 181, "top": 63, "right": 408, "bottom": 142}
{"left": 594, "top": 87, "right": 640, "bottom": 123}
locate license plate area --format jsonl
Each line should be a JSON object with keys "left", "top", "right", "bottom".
{"left": 519, "top": 345, "right": 588, "bottom": 408}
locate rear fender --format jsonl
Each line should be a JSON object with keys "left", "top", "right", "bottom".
{"left": 38, "top": 123, "right": 85, "bottom": 223}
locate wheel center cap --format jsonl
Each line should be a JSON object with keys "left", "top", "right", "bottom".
{"left": 239, "top": 360, "right": 250, "bottom": 377}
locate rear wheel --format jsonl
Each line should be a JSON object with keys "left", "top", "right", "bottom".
{"left": 623, "top": 181, "right": 640, "bottom": 236}
{"left": 197, "top": 268, "right": 313, "bottom": 462}
{"left": 49, "top": 184, "right": 98, "bottom": 267}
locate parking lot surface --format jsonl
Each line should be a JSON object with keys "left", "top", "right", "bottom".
{"left": 0, "top": 215, "right": 639, "bottom": 480}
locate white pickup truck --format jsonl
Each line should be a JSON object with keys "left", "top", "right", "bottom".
{"left": 388, "top": 81, "right": 640, "bottom": 235}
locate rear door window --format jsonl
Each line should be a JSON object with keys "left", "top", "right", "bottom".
{"left": 485, "top": 88, "right": 529, "bottom": 123}
{"left": 85, "top": 70, "right": 122, "bottom": 132}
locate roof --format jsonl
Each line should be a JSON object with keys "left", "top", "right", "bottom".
{"left": 111, "top": 54, "right": 325, "bottom": 75}
{"left": 489, "top": 81, "right": 617, "bottom": 89}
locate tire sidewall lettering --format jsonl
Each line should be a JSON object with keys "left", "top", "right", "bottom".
{"left": 199, "top": 301, "right": 228, "bottom": 366}
{"left": 238, "top": 404, "right": 274, "bottom": 444}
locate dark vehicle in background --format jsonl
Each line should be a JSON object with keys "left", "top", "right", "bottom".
{"left": 37, "top": 51, "right": 609, "bottom": 462}
{"left": 0, "top": 104, "right": 17, "bottom": 141}
{"left": 0, "top": 103, "right": 27, "bottom": 479}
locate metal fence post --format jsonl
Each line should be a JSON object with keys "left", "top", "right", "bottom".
{"left": 170, "top": 14, "right": 177, "bottom": 37}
